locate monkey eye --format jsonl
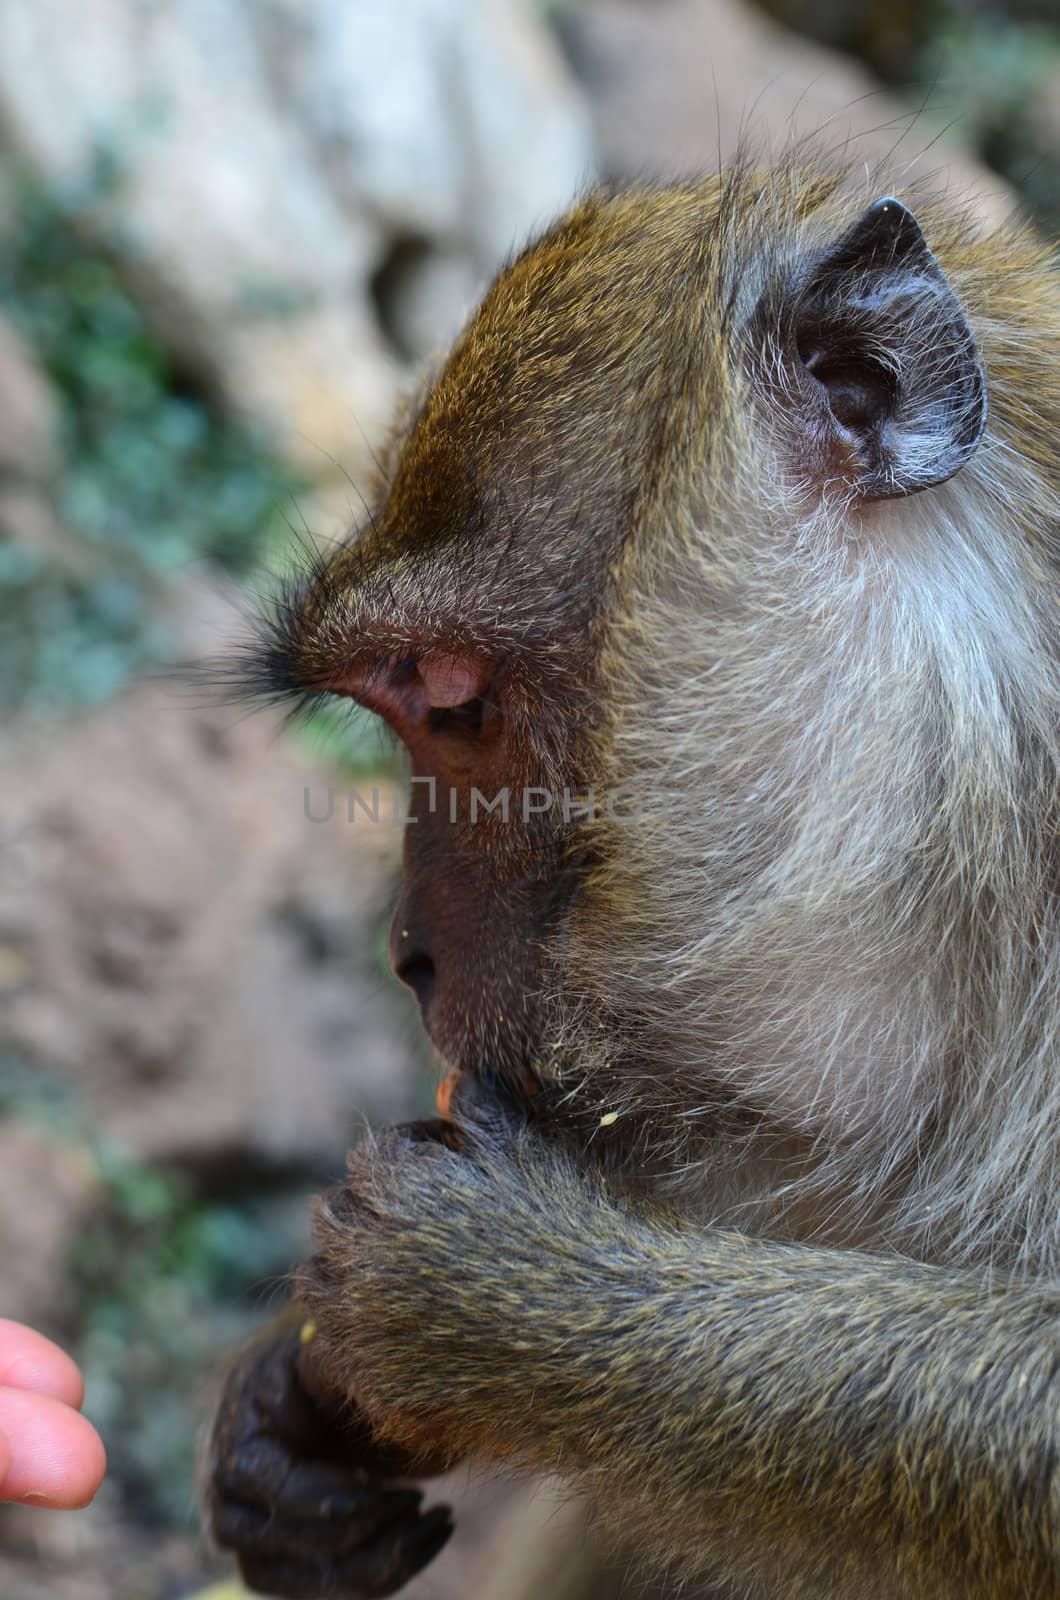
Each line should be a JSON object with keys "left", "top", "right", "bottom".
{"left": 417, "top": 653, "right": 496, "bottom": 742}
{"left": 428, "top": 697, "right": 486, "bottom": 737}
{"left": 332, "top": 650, "right": 498, "bottom": 749}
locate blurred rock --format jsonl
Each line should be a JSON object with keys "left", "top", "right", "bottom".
{"left": 262, "top": 0, "right": 593, "bottom": 331}
{"left": 0, "top": 1125, "right": 100, "bottom": 1328}
{"left": 568, "top": 0, "right": 1013, "bottom": 222}
{"left": 0, "top": 612, "right": 418, "bottom": 1168}
{"left": 0, "top": 1500, "right": 210, "bottom": 1600}
{"left": 0, "top": 0, "right": 593, "bottom": 487}
{"left": 0, "top": 315, "right": 61, "bottom": 482}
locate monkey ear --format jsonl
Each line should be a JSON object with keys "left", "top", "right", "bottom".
{"left": 788, "top": 197, "right": 987, "bottom": 501}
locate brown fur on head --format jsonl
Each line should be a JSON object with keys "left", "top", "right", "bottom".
{"left": 238, "top": 158, "right": 1060, "bottom": 1275}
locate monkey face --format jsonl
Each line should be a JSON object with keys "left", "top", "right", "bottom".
{"left": 235, "top": 168, "right": 1017, "bottom": 1130}
{"left": 237, "top": 190, "right": 739, "bottom": 1085}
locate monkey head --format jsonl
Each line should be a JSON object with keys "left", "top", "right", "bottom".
{"left": 242, "top": 166, "right": 1057, "bottom": 1162}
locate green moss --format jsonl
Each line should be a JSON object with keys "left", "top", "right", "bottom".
{"left": 924, "top": 17, "right": 1060, "bottom": 233}
{"left": 0, "top": 159, "right": 304, "bottom": 717}
{"left": 0, "top": 1058, "right": 311, "bottom": 1529}
{"left": 749, "top": 2, "right": 1060, "bottom": 233}
{"left": 70, "top": 1140, "right": 312, "bottom": 1526}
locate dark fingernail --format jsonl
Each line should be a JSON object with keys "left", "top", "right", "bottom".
{"left": 416, "top": 1510, "right": 451, "bottom": 1536}
{"left": 381, "top": 1487, "right": 426, "bottom": 1520}
{"left": 411, "top": 1506, "right": 454, "bottom": 1549}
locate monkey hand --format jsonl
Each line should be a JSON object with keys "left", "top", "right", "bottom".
{"left": 203, "top": 1308, "right": 455, "bottom": 1599}
{"left": 296, "top": 1116, "right": 636, "bottom": 1474}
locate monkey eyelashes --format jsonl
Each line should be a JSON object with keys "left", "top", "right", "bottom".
{"left": 770, "top": 197, "right": 987, "bottom": 504}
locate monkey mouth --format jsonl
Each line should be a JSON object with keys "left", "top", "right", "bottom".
{"left": 421, "top": 998, "right": 543, "bottom": 1099}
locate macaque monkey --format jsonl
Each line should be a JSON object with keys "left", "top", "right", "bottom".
{"left": 205, "top": 160, "right": 1060, "bottom": 1598}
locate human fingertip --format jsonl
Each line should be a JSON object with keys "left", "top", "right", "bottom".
{"left": 0, "top": 1389, "right": 106, "bottom": 1509}
{"left": 0, "top": 1322, "right": 85, "bottom": 1410}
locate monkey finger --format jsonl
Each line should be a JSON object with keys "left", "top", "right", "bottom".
{"left": 391, "top": 1116, "right": 463, "bottom": 1150}
{"left": 217, "top": 1443, "right": 414, "bottom": 1519}
{"left": 212, "top": 1483, "right": 424, "bottom": 1558}
{"left": 235, "top": 1503, "right": 453, "bottom": 1600}
{"left": 428, "top": 1064, "right": 533, "bottom": 1149}
{"left": 227, "top": 1325, "right": 389, "bottom": 1474}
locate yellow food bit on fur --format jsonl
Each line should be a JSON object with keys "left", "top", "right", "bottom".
{"left": 599, "top": 1111, "right": 619, "bottom": 1127}
{"left": 299, "top": 1319, "right": 317, "bottom": 1345}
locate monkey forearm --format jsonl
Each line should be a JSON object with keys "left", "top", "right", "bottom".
{"left": 303, "top": 1136, "right": 1060, "bottom": 1597}
{"left": 523, "top": 1231, "right": 1060, "bottom": 1592}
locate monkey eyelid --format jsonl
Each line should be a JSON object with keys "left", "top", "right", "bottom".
{"left": 417, "top": 652, "right": 492, "bottom": 709}
{"left": 326, "top": 650, "right": 503, "bottom": 751}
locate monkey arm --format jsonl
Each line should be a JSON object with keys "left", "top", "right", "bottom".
{"left": 300, "top": 1128, "right": 1060, "bottom": 1599}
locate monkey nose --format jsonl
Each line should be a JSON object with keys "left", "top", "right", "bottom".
{"left": 392, "top": 934, "right": 437, "bottom": 1009}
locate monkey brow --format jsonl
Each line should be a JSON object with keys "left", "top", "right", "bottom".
{"left": 208, "top": 526, "right": 465, "bottom": 717}
{"left": 209, "top": 436, "right": 603, "bottom": 721}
